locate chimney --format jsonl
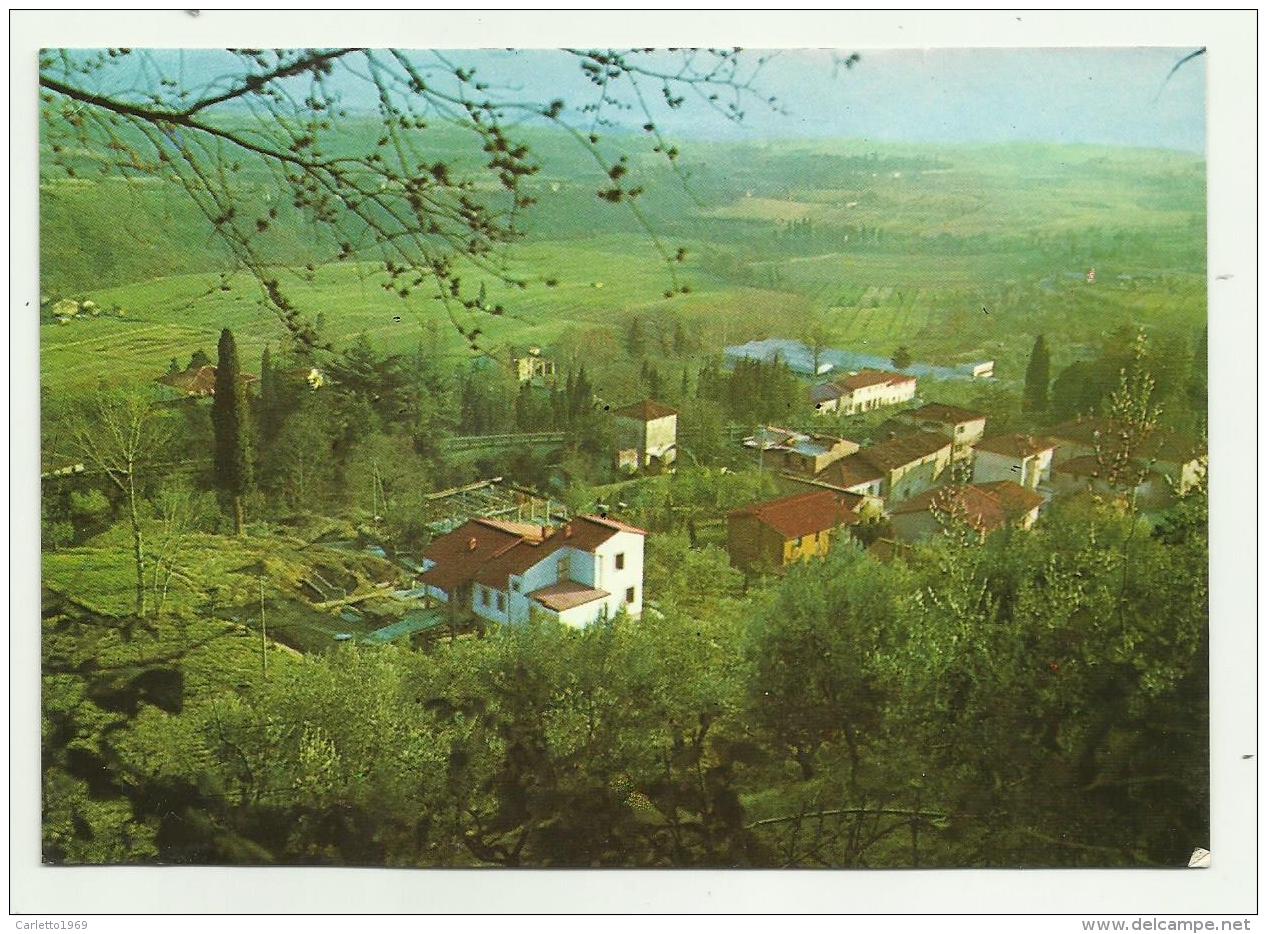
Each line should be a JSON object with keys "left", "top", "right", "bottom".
{"left": 563, "top": 524, "right": 573, "bottom": 539}
{"left": 467, "top": 537, "right": 478, "bottom": 551}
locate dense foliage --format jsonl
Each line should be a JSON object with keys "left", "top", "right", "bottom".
{"left": 42, "top": 487, "right": 1207, "bottom": 867}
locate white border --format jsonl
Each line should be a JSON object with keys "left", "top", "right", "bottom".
{"left": 7, "top": 9, "right": 1257, "bottom": 917}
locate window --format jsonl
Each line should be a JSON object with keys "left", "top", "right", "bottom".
{"left": 496, "top": 592, "right": 505, "bottom": 612}
{"left": 615, "top": 552, "right": 625, "bottom": 570}
{"left": 510, "top": 578, "right": 520, "bottom": 592}
{"left": 479, "top": 587, "right": 490, "bottom": 607}
{"left": 625, "top": 587, "right": 636, "bottom": 604}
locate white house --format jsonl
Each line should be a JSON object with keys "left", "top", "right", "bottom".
{"left": 419, "top": 515, "right": 647, "bottom": 628}
{"left": 972, "top": 434, "right": 1056, "bottom": 491}
{"left": 613, "top": 399, "right": 678, "bottom": 471}
{"left": 811, "top": 370, "right": 916, "bottom": 416}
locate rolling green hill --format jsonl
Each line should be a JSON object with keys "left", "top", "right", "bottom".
{"left": 40, "top": 132, "right": 1206, "bottom": 395}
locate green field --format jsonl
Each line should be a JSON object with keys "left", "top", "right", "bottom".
{"left": 41, "top": 135, "right": 1206, "bottom": 396}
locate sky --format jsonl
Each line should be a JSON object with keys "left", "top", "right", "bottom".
{"left": 377, "top": 48, "right": 1207, "bottom": 153}
{"left": 77, "top": 47, "right": 1208, "bottom": 154}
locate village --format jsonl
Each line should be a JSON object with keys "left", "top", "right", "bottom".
{"left": 223, "top": 339, "right": 1202, "bottom": 637}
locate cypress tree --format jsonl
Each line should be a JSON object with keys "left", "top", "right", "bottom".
{"left": 1023, "top": 334, "right": 1051, "bottom": 413}
{"left": 259, "top": 344, "right": 276, "bottom": 442}
{"left": 212, "top": 328, "right": 253, "bottom": 535}
{"left": 626, "top": 317, "right": 646, "bottom": 357}
{"left": 673, "top": 319, "right": 688, "bottom": 355}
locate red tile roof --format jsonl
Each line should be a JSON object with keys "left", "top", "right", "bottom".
{"left": 612, "top": 399, "right": 678, "bottom": 421}
{"left": 975, "top": 434, "right": 1056, "bottom": 458}
{"left": 424, "top": 515, "right": 642, "bottom": 595}
{"left": 156, "top": 364, "right": 257, "bottom": 397}
{"left": 819, "top": 454, "right": 886, "bottom": 489}
{"left": 858, "top": 430, "right": 951, "bottom": 471}
{"left": 1049, "top": 418, "right": 1204, "bottom": 465}
{"left": 1052, "top": 455, "right": 1106, "bottom": 479}
{"left": 528, "top": 581, "right": 610, "bottom": 613}
{"left": 891, "top": 481, "right": 1042, "bottom": 532}
{"left": 974, "top": 481, "right": 1046, "bottom": 515}
{"left": 420, "top": 518, "right": 526, "bottom": 594}
{"left": 907, "top": 402, "right": 985, "bottom": 425}
{"left": 729, "top": 489, "right": 861, "bottom": 540}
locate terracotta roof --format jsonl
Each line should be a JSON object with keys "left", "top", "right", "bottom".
{"left": 818, "top": 454, "right": 886, "bottom": 489}
{"left": 612, "top": 399, "right": 678, "bottom": 421}
{"left": 858, "top": 430, "right": 951, "bottom": 472}
{"left": 729, "top": 489, "right": 860, "bottom": 540}
{"left": 425, "top": 515, "right": 639, "bottom": 594}
{"left": 156, "top": 364, "right": 257, "bottom": 397}
{"left": 974, "top": 481, "right": 1045, "bottom": 515}
{"left": 907, "top": 402, "right": 985, "bottom": 425}
{"left": 834, "top": 369, "right": 915, "bottom": 392}
{"left": 529, "top": 581, "right": 610, "bottom": 613}
{"left": 420, "top": 518, "right": 527, "bottom": 594}
{"left": 1049, "top": 418, "right": 1204, "bottom": 465}
{"left": 975, "top": 434, "right": 1056, "bottom": 458}
{"left": 891, "top": 481, "right": 1042, "bottom": 532}
{"left": 1052, "top": 455, "right": 1107, "bottom": 479}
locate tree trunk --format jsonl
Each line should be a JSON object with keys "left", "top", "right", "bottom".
{"left": 127, "top": 477, "right": 146, "bottom": 618}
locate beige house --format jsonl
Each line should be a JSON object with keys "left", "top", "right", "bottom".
{"left": 613, "top": 400, "right": 678, "bottom": 472}
{"left": 972, "top": 434, "right": 1056, "bottom": 490}
{"left": 813, "top": 430, "right": 952, "bottom": 505}
{"left": 897, "top": 402, "right": 987, "bottom": 459}
{"left": 809, "top": 453, "right": 887, "bottom": 499}
{"left": 811, "top": 370, "right": 917, "bottom": 416}
{"left": 890, "top": 481, "right": 1044, "bottom": 542}
{"left": 1048, "top": 417, "right": 1206, "bottom": 496}
{"left": 512, "top": 348, "right": 557, "bottom": 384}
{"left": 1049, "top": 456, "right": 1174, "bottom": 508}
{"left": 743, "top": 426, "right": 859, "bottom": 475}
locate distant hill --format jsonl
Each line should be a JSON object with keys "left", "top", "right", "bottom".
{"left": 39, "top": 122, "right": 1205, "bottom": 296}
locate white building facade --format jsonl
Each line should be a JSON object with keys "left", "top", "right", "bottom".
{"left": 421, "top": 516, "right": 646, "bottom": 629}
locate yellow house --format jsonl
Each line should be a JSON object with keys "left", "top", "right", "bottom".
{"left": 726, "top": 489, "right": 862, "bottom": 574}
